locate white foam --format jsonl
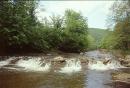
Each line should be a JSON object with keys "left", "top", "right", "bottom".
{"left": 88, "top": 60, "right": 124, "bottom": 71}
{"left": 0, "top": 58, "right": 13, "bottom": 67}
{"left": 59, "top": 59, "right": 81, "bottom": 74}
{"left": 16, "top": 58, "right": 51, "bottom": 72}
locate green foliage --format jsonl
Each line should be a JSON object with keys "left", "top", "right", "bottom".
{"left": 87, "top": 35, "right": 96, "bottom": 50}
{"left": 58, "top": 9, "right": 88, "bottom": 52}
{"left": 102, "top": 0, "right": 130, "bottom": 50}
{"left": 27, "top": 28, "right": 51, "bottom": 52}
{"left": 59, "top": 31, "right": 88, "bottom": 52}
{"left": 0, "top": 3, "right": 89, "bottom": 54}
{"left": 99, "top": 32, "right": 117, "bottom": 49}
{"left": 0, "top": 0, "right": 38, "bottom": 52}
{"left": 113, "top": 18, "right": 130, "bottom": 50}
{"left": 88, "top": 28, "right": 110, "bottom": 49}
{"left": 50, "top": 15, "right": 64, "bottom": 29}
{"left": 64, "top": 10, "right": 88, "bottom": 34}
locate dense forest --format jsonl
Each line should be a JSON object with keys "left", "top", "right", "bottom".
{"left": 0, "top": 0, "right": 130, "bottom": 55}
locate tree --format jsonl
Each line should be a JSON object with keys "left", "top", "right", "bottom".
{"left": 0, "top": 0, "right": 38, "bottom": 53}
{"left": 0, "top": 2, "right": 89, "bottom": 54}
{"left": 104, "top": 0, "right": 130, "bottom": 50}
{"left": 59, "top": 9, "right": 88, "bottom": 52}
{"left": 50, "top": 15, "right": 64, "bottom": 29}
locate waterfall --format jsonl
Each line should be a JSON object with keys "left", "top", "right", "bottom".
{"left": 59, "top": 59, "right": 81, "bottom": 74}
{"left": 16, "top": 57, "right": 51, "bottom": 72}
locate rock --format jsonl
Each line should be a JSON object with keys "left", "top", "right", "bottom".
{"left": 125, "top": 55, "right": 130, "bottom": 59}
{"left": 119, "top": 55, "right": 130, "bottom": 67}
{"left": 80, "top": 52, "right": 84, "bottom": 55}
{"left": 47, "top": 54, "right": 52, "bottom": 56}
{"left": 80, "top": 59, "right": 88, "bottom": 63}
{"left": 112, "top": 72, "right": 130, "bottom": 82}
{"left": 126, "top": 63, "right": 130, "bottom": 67}
{"left": 103, "top": 60, "right": 111, "bottom": 65}
{"left": 120, "top": 60, "right": 128, "bottom": 65}
{"left": 52, "top": 56, "right": 66, "bottom": 62}
{"left": 80, "top": 58, "right": 88, "bottom": 63}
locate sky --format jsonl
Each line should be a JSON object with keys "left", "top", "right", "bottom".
{"left": 36, "top": 1, "right": 115, "bottom": 29}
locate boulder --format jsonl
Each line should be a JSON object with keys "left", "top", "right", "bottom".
{"left": 112, "top": 72, "right": 130, "bottom": 82}
{"left": 125, "top": 55, "right": 130, "bottom": 60}
{"left": 52, "top": 56, "right": 66, "bottom": 62}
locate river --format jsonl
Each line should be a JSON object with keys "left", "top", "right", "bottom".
{"left": 0, "top": 50, "right": 129, "bottom": 88}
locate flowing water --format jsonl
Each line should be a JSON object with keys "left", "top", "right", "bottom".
{"left": 0, "top": 50, "right": 129, "bottom": 88}
{"left": 59, "top": 59, "right": 81, "bottom": 74}
{"left": 16, "top": 58, "right": 51, "bottom": 72}
{"left": 88, "top": 60, "right": 124, "bottom": 71}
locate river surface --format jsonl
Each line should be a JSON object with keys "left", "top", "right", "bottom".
{"left": 0, "top": 50, "right": 129, "bottom": 88}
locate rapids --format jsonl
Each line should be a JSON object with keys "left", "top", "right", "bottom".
{"left": 59, "top": 59, "right": 82, "bottom": 74}
{"left": 0, "top": 58, "right": 13, "bottom": 67}
{"left": 16, "top": 58, "right": 51, "bottom": 72}
{"left": 88, "top": 60, "right": 124, "bottom": 71}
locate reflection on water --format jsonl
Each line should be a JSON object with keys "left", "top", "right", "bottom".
{"left": 0, "top": 71, "right": 85, "bottom": 88}
{"left": 0, "top": 69, "right": 114, "bottom": 88}
{"left": 1, "top": 68, "right": 129, "bottom": 88}
{"left": 86, "top": 70, "right": 112, "bottom": 88}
